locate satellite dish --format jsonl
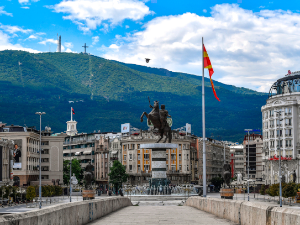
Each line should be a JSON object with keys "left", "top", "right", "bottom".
{"left": 145, "top": 58, "right": 151, "bottom": 63}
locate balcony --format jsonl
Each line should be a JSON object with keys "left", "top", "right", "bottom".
{"left": 167, "top": 170, "right": 180, "bottom": 174}
{"left": 110, "top": 157, "right": 118, "bottom": 161}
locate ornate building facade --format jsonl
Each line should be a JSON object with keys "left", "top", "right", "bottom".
{"left": 120, "top": 130, "right": 195, "bottom": 186}
{"left": 262, "top": 71, "right": 300, "bottom": 184}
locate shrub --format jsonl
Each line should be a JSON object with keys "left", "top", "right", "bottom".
{"left": 26, "top": 186, "right": 36, "bottom": 201}
{"left": 282, "top": 183, "right": 297, "bottom": 198}
{"left": 54, "top": 186, "right": 63, "bottom": 196}
{"left": 268, "top": 183, "right": 279, "bottom": 196}
{"left": 260, "top": 184, "right": 266, "bottom": 195}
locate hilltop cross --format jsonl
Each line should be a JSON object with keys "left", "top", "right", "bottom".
{"left": 82, "top": 43, "right": 89, "bottom": 54}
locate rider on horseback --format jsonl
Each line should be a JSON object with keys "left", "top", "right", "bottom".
{"left": 160, "top": 104, "right": 171, "bottom": 129}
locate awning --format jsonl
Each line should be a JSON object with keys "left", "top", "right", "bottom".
{"left": 83, "top": 151, "right": 92, "bottom": 155}
{"left": 75, "top": 152, "right": 81, "bottom": 156}
{"left": 111, "top": 151, "right": 118, "bottom": 155}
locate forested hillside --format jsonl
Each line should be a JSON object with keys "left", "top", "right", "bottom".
{"left": 0, "top": 50, "right": 268, "bottom": 142}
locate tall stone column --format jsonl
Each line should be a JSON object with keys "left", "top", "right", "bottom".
{"left": 140, "top": 143, "right": 178, "bottom": 187}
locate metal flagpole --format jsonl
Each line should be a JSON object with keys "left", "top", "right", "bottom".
{"left": 202, "top": 37, "right": 207, "bottom": 197}
{"left": 69, "top": 107, "right": 72, "bottom": 202}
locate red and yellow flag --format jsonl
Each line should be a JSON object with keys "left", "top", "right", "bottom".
{"left": 203, "top": 44, "right": 220, "bottom": 101}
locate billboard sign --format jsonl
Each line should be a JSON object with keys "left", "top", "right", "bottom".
{"left": 121, "top": 123, "right": 130, "bottom": 133}
{"left": 12, "top": 139, "right": 22, "bottom": 170}
{"left": 186, "top": 123, "right": 191, "bottom": 134}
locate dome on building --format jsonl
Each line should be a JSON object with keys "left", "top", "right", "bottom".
{"left": 269, "top": 71, "right": 300, "bottom": 97}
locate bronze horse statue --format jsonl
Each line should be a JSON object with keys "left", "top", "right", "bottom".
{"left": 223, "top": 163, "right": 231, "bottom": 188}
{"left": 140, "top": 100, "right": 172, "bottom": 143}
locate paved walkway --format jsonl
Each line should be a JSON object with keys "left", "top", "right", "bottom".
{"left": 88, "top": 206, "right": 238, "bottom": 225}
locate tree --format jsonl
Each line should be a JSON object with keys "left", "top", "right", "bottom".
{"left": 108, "top": 161, "right": 129, "bottom": 191}
{"left": 63, "top": 159, "right": 83, "bottom": 185}
{"left": 209, "top": 176, "right": 224, "bottom": 191}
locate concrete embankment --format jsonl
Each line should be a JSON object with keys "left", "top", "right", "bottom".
{"left": 185, "top": 196, "right": 300, "bottom": 225}
{"left": 0, "top": 196, "right": 132, "bottom": 225}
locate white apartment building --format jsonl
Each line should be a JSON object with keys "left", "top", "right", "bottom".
{"left": 262, "top": 70, "right": 300, "bottom": 184}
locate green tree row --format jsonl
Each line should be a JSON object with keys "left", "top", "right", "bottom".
{"left": 260, "top": 183, "right": 300, "bottom": 198}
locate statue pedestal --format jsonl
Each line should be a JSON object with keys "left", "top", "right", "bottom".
{"left": 140, "top": 143, "right": 178, "bottom": 188}
{"left": 236, "top": 188, "right": 243, "bottom": 194}
{"left": 220, "top": 188, "right": 234, "bottom": 199}
{"left": 82, "top": 189, "right": 96, "bottom": 200}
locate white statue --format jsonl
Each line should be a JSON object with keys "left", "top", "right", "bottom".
{"left": 71, "top": 173, "right": 78, "bottom": 185}
{"left": 237, "top": 172, "right": 243, "bottom": 184}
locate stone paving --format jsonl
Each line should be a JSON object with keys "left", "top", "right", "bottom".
{"left": 88, "top": 206, "right": 238, "bottom": 225}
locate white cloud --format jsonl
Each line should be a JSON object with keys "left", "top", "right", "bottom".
{"left": 259, "top": 6, "right": 265, "bottom": 9}
{"left": 21, "top": 6, "right": 30, "bottom": 9}
{"left": 64, "top": 42, "right": 73, "bottom": 48}
{"left": 50, "top": 0, "right": 153, "bottom": 32}
{"left": 203, "top": 9, "right": 207, "bottom": 13}
{"left": 0, "top": 24, "right": 32, "bottom": 34}
{"left": 38, "top": 39, "right": 58, "bottom": 45}
{"left": 103, "top": 4, "right": 300, "bottom": 92}
{"left": 0, "top": 6, "right": 13, "bottom": 16}
{"left": 27, "top": 34, "right": 37, "bottom": 39}
{"left": 0, "top": 30, "right": 39, "bottom": 53}
{"left": 125, "top": 25, "right": 130, "bottom": 29}
{"left": 92, "top": 36, "right": 99, "bottom": 45}
{"left": 18, "top": 0, "right": 40, "bottom": 4}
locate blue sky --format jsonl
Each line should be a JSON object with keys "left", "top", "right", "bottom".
{"left": 1, "top": 0, "right": 300, "bottom": 92}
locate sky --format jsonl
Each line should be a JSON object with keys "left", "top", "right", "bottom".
{"left": 1, "top": 0, "right": 300, "bottom": 93}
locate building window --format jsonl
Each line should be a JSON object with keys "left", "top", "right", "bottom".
{"left": 105, "top": 162, "right": 107, "bottom": 167}
{"left": 144, "top": 154, "right": 149, "bottom": 160}
{"left": 171, "top": 154, "right": 176, "bottom": 160}
{"left": 138, "top": 165, "right": 141, "bottom": 172}
{"left": 105, "top": 173, "right": 107, "bottom": 178}
{"left": 179, "top": 154, "right": 182, "bottom": 160}
{"left": 144, "top": 165, "right": 150, "bottom": 171}
{"left": 137, "top": 144, "right": 140, "bottom": 149}
{"left": 270, "top": 110, "right": 274, "bottom": 117}
{"left": 285, "top": 118, "right": 292, "bottom": 126}
{"left": 129, "top": 154, "right": 132, "bottom": 160}
{"left": 101, "top": 162, "right": 103, "bottom": 168}
{"left": 179, "top": 165, "right": 182, "bottom": 171}
{"left": 123, "top": 155, "right": 126, "bottom": 160}
{"left": 187, "top": 165, "right": 189, "bottom": 171}
{"left": 277, "top": 129, "right": 282, "bottom": 137}
{"left": 285, "top": 129, "right": 292, "bottom": 137}
{"left": 105, "top": 153, "right": 107, "bottom": 158}
{"left": 129, "top": 165, "right": 132, "bottom": 171}
{"left": 138, "top": 154, "right": 140, "bottom": 160}
{"left": 187, "top": 154, "right": 189, "bottom": 160}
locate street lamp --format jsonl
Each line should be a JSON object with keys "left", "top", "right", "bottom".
{"left": 35, "top": 112, "right": 46, "bottom": 209}
{"left": 274, "top": 110, "right": 283, "bottom": 207}
{"left": 244, "top": 129, "right": 253, "bottom": 202}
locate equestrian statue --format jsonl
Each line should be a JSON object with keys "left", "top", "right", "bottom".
{"left": 140, "top": 97, "right": 172, "bottom": 143}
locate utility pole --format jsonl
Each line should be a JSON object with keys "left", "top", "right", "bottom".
{"left": 35, "top": 112, "right": 46, "bottom": 209}
{"left": 244, "top": 129, "right": 253, "bottom": 201}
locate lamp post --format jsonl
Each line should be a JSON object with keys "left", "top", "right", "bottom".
{"left": 244, "top": 129, "right": 253, "bottom": 202}
{"left": 35, "top": 112, "right": 46, "bottom": 209}
{"left": 274, "top": 110, "right": 283, "bottom": 207}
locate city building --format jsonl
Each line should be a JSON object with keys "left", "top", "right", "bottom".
{"left": 0, "top": 124, "right": 66, "bottom": 186}
{"left": 230, "top": 145, "right": 244, "bottom": 177}
{"left": 243, "top": 134, "right": 263, "bottom": 181}
{"left": 63, "top": 133, "right": 97, "bottom": 171}
{"left": 95, "top": 135, "right": 109, "bottom": 190}
{"left": 120, "top": 130, "right": 193, "bottom": 186}
{"left": 197, "top": 138, "right": 230, "bottom": 185}
{"left": 262, "top": 70, "right": 300, "bottom": 184}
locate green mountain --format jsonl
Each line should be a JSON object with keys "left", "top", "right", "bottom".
{"left": 0, "top": 50, "right": 268, "bottom": 142}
